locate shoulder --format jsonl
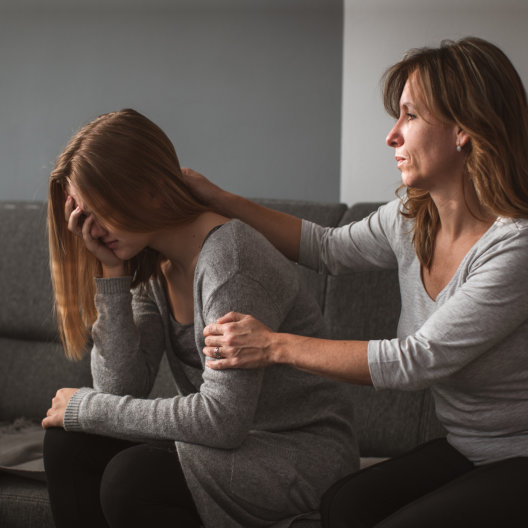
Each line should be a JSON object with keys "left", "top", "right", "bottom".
{"left": 353, "top": 198, "right": 414, "bottom": 258}
{"left": 377, "top": 198, "right": 413, "bottom": 234}
{"left": 197, "top": 219, "right": 298, "bottom": 287}
{"left": 196, "top": 221, "right": 309, "bottom": 328}
{"left": 496, "top": 216, "right": 528, "bottom": 236}
{"left": 347, "top": 198, "right": 412, "bottom": 240}
{"left": 200, "top": 220, "right": 293, "bottom": 269}
{"left": 467, "top": 216, "right": 528, "bottom": 281}
{"left": 481, "top": 216, "right": 528, "bottom": 252}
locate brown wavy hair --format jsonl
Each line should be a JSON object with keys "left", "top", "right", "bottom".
{"left": 48, "top": 109, "right": 209, "bottom": 359}
{"left": 383, "top": 37, "right": 528, "bottom": 268}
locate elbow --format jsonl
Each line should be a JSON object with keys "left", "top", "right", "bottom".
{"left": 207, "top": 417, "right": 251, "bottom": 449}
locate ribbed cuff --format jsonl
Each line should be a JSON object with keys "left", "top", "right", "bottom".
{"left": 94, "top": 276, "right": 132, "bottom": 294}
{"left": 63, "top": 387, "right": 93, "bottom": 432}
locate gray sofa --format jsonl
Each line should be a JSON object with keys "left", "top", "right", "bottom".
{"left": 0, "top": 199, "right": 445, "bottom": 528}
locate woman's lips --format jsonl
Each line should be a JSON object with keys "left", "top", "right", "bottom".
{"left": 395, "top": 156, "right": 406, "bottom": 168}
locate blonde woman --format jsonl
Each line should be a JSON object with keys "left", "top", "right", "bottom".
{"left": 42, "top": 109, "right": 357, "bottom": 528}
{"left": 184, "top": 37, "right": 528, "bottom": 526}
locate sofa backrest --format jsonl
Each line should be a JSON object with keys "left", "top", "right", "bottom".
{"left": 0, "top": 202, "right": 91, "bottom": 422}
{"left": 327, "top": 203, "right": 445, "bottom": 456}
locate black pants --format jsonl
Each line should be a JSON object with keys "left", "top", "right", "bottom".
{"left": 321, "top": 438, "right": 528, "bottom": 528}
{"left": 43, "top": 428, "right": 201, "bottom": 528}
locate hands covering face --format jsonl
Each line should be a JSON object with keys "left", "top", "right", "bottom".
{"left": 65, "top": 194, "right": 124, "bottom": 270}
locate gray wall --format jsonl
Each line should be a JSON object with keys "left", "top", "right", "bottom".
{"left": 341, "top": 0, "right": 528, "bottom": 204}
{"left": 0, "top": 0, "right": 342, "bottom": 202}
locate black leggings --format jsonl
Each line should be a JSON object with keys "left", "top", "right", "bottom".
{"left": 43, "top": 428, "right": 201, "bottom": 528}
{"left": 321, "top": 438, "right": 528, "bottom": 528}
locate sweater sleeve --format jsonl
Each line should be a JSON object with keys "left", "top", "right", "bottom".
{"left": 64, "top": 272, "right": 284, "bottom": 448}
{"left": 368, "top": 224, "right": 528, "bottom": 390}
{"left": 89, "top": 277, "right": 164, "bottom": 397}
{"left": 299, "top": 200, "right": 400, "bottom": 275}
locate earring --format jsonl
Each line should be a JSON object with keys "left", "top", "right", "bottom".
{"left": 456, "top": 144, "right": 462, "bottom": 152}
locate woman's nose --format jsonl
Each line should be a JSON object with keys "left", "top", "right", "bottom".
{"left": 386, "top": 123, "right": 403, "bottom": 148}
{"left": 90, "top": 219, "right": 108, "bottom": 239}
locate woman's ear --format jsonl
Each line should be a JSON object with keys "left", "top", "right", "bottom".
{"left": 456, "top": 128, "right": 471, "bottom": 149}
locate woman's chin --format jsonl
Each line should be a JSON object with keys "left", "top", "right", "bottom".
{"left": 401, "top": 173, "right": 427, "bottom": 191}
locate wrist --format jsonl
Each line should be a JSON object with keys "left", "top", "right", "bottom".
{"left": 101, "top": 263, "right": 126, "bottom": 278}
{"left": 269, "top": 332, "right": 291, "bottom": 365}
{"left": 215, "top": 190, "right": 238, "bottom": 217}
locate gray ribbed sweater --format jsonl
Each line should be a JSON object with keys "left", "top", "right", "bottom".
{"left": 64, "top": 220, "right": 358, "bottom": 528}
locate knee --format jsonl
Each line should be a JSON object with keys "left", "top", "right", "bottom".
{"left": 322, "top": 471, "right": 372, "bottom": 528}
{"left": 43, "top": 428, "right": 76, "bottom": 471}
{"left": 100, "top": 449, "right": 142, "bottom": 526}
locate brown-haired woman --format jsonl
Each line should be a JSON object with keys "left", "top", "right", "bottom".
{"left": 41, "top": 109, "right": 357, "bottom": 528}
{"left": 183, "top": 37, "right": 528, "bottom": 526}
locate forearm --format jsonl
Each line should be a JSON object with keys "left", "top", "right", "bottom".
{"left": 272, "top": 333, "right": 372, "bottom": 385}
{"left": 64, "top": 369, "right": 263, "bottom": 448}
{"left": 102, "top": 262, "right": 126, "bottom": 278}
{"left": 217, "top": 191, "right": 302, "bottom": 261}
{"left": 92, "top": 278, "right": 161, "bottom": 396}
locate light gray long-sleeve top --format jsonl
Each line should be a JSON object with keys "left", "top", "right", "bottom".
{"left": 64, "top": 220, "right": 357, "bottom": 528}
{"left": 300, "top": 198, "right": 528, "bottom": 465}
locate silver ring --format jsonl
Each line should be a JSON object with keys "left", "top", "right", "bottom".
{"left": 213, "top": 346, "right": 222, "bottom": 359}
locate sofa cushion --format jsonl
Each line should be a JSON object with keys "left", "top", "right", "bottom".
{"left": 0, "top": 338, "right": 91, "bottom": 422}
{"left": 0, "top": 419, "right": 46, "bottom": 480}
{"left": 0, "top": 473, "right": 53, "bottom": 528}
{"left": 0, "top": 202, "right": 57, "bottom": 342}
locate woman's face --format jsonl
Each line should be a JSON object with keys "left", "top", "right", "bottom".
{"left": 385, "top": 76, "right": 465, "bottom": 193}
{"left": 67, "top": 183, "right": 151, "bottom": 261}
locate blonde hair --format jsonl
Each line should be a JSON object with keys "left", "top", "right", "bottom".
{"left": 48, "top": 109, "right": 209, "bottom": 359}
{"left": 383, "top": 37, "right": 528, "bottom": 268}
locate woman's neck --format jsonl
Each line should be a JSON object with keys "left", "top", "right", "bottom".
{"left": 430, "top": 182, "right": 495, "bottom": 241}
{"left": 151, "top": 212, "right": 229, "bottom": 276}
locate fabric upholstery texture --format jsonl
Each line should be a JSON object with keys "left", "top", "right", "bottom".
{"left": 0, "top": 203, "right": 57, "bottom": 342}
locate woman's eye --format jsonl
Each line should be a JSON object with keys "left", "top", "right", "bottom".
{"left": 407, "top": 113, "right": 417, "bottom": 120}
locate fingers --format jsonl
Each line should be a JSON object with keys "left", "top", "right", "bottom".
{"left": 42, "top": 388, "right": 76, "bottom": 429}
{"left": 216, "top": 311, "right": 244, "bottom": 324}
{"left": 81, "top": 214, "right": 97, "bottom": 246}
{"left": 42, "top": 415, "right": 59, "bottom": 429}
{"left": 181, "top": 167, "right": 203, "bottom": 180}
{"left": 180, "top": 167, "right": 224, "bottom": 209}
{"left": 42, "top": 405, "right": 58, "bottom": 428}
{"left": 64, "top": 195, "right": 74, "bottom": 221}
{"left": 203, "top": 344, "right": 237, "bottom": 359}
{"left": 204, "top": 323, "right": 224, "bottom": 337}
{"left": 203, "top": 312, "right": 247, "bottom": 337}
{"left": 205, "top": 358, "right": 239, "bottom": 370}
{"left": 66, "top": 203, "right": 87, "bottom": 238}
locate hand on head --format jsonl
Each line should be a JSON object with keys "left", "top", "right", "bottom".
{"left": 181, "top": 168, "right": 227, "bottom": 211}
{"left": 203, "top": 312, "right": 274, "bottom": 370}
{"left": 65, "top": 195, "right": 124, "bottom": 273}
